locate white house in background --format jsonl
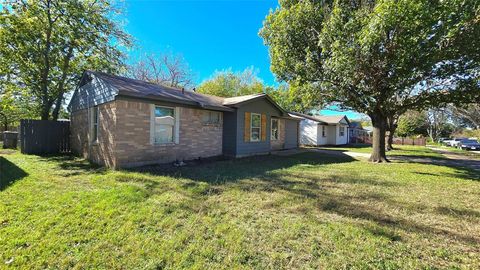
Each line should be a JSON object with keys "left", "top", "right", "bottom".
{"left": 289, "top": 112, "right": 350, "bottom": 146}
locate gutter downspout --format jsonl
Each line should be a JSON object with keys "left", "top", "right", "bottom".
{"left": 87, "top": 94, "right": 92, "bottom": 161}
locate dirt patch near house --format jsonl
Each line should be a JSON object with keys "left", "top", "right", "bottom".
{"left": 0, "top": 149, "right": 17, "bottom": 155}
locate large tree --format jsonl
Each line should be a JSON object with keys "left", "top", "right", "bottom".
{"left": 127, "top": 52, "right": 195, "bottom": 89}
{"left": 448, "top": 103, "right": 480, "bottom": 129}
{"left": 0, "top": 71, "right": 35, "bottom": 130}
{"left": 396, "top": 111, "right": 428, "bottom": 138}
{"left": 260, "top": 0, "right": 480, "bottom": 162}
{"left": 0, "top": 88, "right": 29, "bottom": 131}
{"left": 197, "top": 67, "right": 304, "bottom": 112}
{"left": 0, "top": 0, "right": 132, "bottom": 120}
{"left": 265, "top": 84, "right": 309, "bottom": 113}
{"left": 426, "top": 108, "right": 452, "bottom": 142}
{"left": 197, "top": 67, "right": 265, "bottom": 97}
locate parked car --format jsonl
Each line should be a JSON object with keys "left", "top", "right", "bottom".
{"left": 457, "top": 139, "right": 480, "bottom": 150}
{"left": 449, "top": 138, "right": 467, "bottom": 147}
{"left": 442, "top": 138, "right": 453, "bottom": 146}
{"left": 438, "top": 137, "right": 449, "bottom": 144}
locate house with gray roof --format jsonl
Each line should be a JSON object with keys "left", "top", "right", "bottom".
{"left": 68, "top": 71, "right": 299, "bottom": 168}
{"left": 289, "top": 112, "right": 350, "bottom": 146}
{"left": 348, "top": 122, "right": 370, "bottom": 143}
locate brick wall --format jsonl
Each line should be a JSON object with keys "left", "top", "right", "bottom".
{"left": 271, "top": 119, "right": 286, "bottom": 150}
{"left": 114, "top": 99, "right": 223, "bottom": 168}
{"left": 70, "top": 102, "right": 116, "bottom": 167}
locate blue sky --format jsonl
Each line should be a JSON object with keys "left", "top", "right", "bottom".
{"left": 124, "top": 0, "right": 277, "bottom": 85}
{"left": 123, "top": 0, "right": 363, "bottom": 119}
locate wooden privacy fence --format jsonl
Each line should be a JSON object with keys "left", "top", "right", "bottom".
{"left": 391, "top": 137, "right": 426, "bottom": 146}
{"left": 353, "top": 136, "right": 426, "bottom": 146}
{"left": 20, "top": 120, "right": 71, "bottom": 154}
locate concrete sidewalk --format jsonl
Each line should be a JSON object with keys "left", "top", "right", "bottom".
{"left": 273, "top": 147, "right": 480, "bottom": 172}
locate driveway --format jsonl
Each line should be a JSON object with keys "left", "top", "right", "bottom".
{"left": 425, "top": 147, "right": 480, "bottom": 171}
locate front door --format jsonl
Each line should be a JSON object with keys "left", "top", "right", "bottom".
{"left": 270, "top": 118, "right": 283, "bottom": 150}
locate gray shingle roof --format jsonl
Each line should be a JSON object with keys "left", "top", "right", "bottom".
{"left": 88, "top": 71, "right": 232, "bottom": 112}
{"left": 74, "top": 71, "right": 293, "bottom": 115}
{"left": 289, "top": 112, "right": 349, "bottom": 125}
{"left": 314, "top": 115, "right": 349, "bottom": 124}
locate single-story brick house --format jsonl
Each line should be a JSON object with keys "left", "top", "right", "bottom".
{"left": 68, "top": 71, "right": 299, "bottom": 168}
{"left": 289, "top": 112, "right": 350, "bottom": 146}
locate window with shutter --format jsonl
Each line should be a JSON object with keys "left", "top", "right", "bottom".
{"left": 250, "top": 113, "right": 261, "bottom": 142}
{"left": 244, "top": 112, "right": 251, "bottom": 142}
{"left": 261, "top": 114, "right": 267, "bottom": 141}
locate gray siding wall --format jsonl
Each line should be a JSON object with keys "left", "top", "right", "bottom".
{"left": 222, "top": 111, "right": 237, "bottom": 156}
{"left": 235, "top": 98, "right": 283, "bottom": 156}
{"left": 284, "top": 119, "right": 299, "bottom": 149}
{"left": 69, "top": 75, "right": 118, "bottom": 112}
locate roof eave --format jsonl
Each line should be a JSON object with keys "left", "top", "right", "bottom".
{"left": 67, "top": 71, "right": 90, "bottom": 112}
{"left": 116, "top": 93, "right": 234, "bottom": 112}
{"left": 288, "top": 112, "right": 328, "bottom": 124}
{"left": 224, "top": 94, "right": 288, "bottom": 116}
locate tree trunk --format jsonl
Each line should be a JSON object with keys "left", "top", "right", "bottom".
{"left": 40, "top": 105, "right": 50, "bottom": 120}
{"left": 51, "top": 94, "right": 63, "bottom": 121}
{"left": 369, "top": 113, "right": 389, "bottom": 163}
{"left": 40, "top": 1, "right": 54, "bottom": 121}
{"left": 52, "top": 43, "right": 75, "bottom": 121}
{"left": 386, "top": 116, "right": 397, "bottom": 151}
{"left": 1, "top": 113, "right": 8, "bottom": 131}
{"left": 387, "top": 130, "right": 395, "bottom": 151}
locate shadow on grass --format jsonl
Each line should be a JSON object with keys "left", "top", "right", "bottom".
{"left": 131, "top": 152, "right": 357, "bottom": 184}
{"left": 391, "top": 154, "right": 480, "bottom": 181}
{"left": 38, "top": 155, "right": 106, "bottom": 177}
{"left": 317, "top": 195, "right": 480, "bottom": 244}
{"left": 0, "top": 156, "right": 28, "bottom": 191}
{"left": 127, "top": 151, "right": 480, "bottom": 245}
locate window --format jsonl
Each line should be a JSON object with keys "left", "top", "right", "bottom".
{"left": 322, "top": 125, "right": 326, "bottom": 137}
{"left": 339, "top": 126, "right": 345, "bottom": 137}
{"left": 271, "top": 118, "right": 279, "bottom": 140}
{"left": 91, "top": 106, "right": 99, "bottom": 143}
{"left": 153, "top": 106, "right": 175, "bottom": 144}
{"left": 250, "top": 113, "right": 261, "bottom": 142}
{"left": 202, "top": 111, "right": 221, "bottom": 125}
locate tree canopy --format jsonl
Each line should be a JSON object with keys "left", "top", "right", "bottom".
{"left": 0, "top": 86, "right": 35, "bottom": 131}
{"left": 0, "top": 0, "right": 132, "bottom": 120}
{"left": 197, "top": 67, "right": 265, "bottom": 97}
{"left": 260, "top": 0, "right": 480, "bottom": 162}
{"left": 396, "top": 111, "right": 428, "bottom": 138}
{"left": 448, "top": 104, "right": 480, "bottom": 129}
{"left": 197, "top": 67, "right": 306, "bottom": 112}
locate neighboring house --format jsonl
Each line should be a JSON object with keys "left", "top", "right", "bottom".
{"left": 363, "top": 126, "right": 374, "bottom": 136}
{"left": 68, "top": 71, "right": 299, "bottom": 168}
{"left": 289, "top": 112, "right": 350, "bottom": 146}
{"left": 349, "top": 122, "right": 370, "bottom": 143}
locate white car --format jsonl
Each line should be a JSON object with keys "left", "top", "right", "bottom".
{"left": 442, "top": 139, "right": 454, "bottom": 146}
{"left": 450, "top": 138, "right": 467, "bottom": 147}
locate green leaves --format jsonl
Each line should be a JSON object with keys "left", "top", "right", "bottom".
{"left": 197, "top": 67, "right": 265, "bottom": 98}
{"left": 0, "top": 0, "right": 132, "bottom": 120}
{"left": 260, "top": 0, "right": 480, "bottom": 115}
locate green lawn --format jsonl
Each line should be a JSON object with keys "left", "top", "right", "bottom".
{"left": 1, "top": 147, "right": 479, "bottom": 269}
{"left": 316, "top": 144, "right": 447, "bottom": 157}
